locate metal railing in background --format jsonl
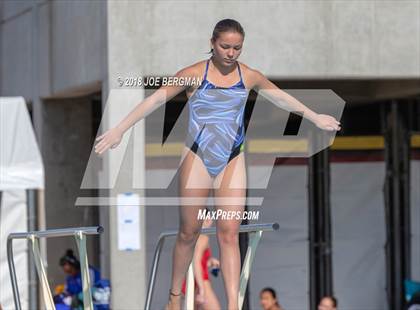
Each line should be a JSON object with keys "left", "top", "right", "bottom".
{"left": 145, "top": 222, "right": 279, "bottom": 310}
{"left": 7, "top": 226, "right": 103, "bottom": 310}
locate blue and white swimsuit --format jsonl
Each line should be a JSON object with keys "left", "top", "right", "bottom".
{"left": 186, "top": 58, "right": 249, "bottom": 177}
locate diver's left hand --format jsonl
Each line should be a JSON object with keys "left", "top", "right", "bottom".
{"left": 314, "top": 114, "right": 341, "bottom": 131}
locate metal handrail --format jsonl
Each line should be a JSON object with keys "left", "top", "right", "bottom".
{"left": 8, "top": 226, "right": 103, "bottom": 240}
{"left": 7, "top": 226, "right": 103, "bottom": 310}
{"left": 144, "top": 222, "right": 279, "bottom": 310}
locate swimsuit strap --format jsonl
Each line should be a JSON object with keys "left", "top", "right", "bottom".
{"left": 237, "top": 61, "right": 243, "bottom": 83}
{"left": 204, "top": 58, "right": 243, "bottom": 86}
{"left": 203, "top": 58, "right": 210, "bottom": 81}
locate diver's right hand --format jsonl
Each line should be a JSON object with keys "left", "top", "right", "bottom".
{"left": 94, "top": 127, "right": 123, "bottom": 155}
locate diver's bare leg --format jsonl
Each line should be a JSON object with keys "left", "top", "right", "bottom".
{"left": 166, "top": 148, "right": 212, "bottom": 310}
{"left": 214, "top": 153, "right": 246, "bottom": 310}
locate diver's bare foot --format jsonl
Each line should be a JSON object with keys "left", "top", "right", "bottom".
{"left": 165, "top": 290, "right": 182, "bottom": 310}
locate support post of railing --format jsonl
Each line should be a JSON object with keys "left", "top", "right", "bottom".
{"left": 7, "top": 237, "right": 21, "bottom": 310}
{"left": 185, "top": 263, "right": 195, "bottom": 310}
{"left": 238, "top": 230, "right": 263, "bottom": 310}
{"left": 29, "top": 234, "right": 55, "bottom": 310}
{"left": 75, "top": 231, "right": 94, "bottom": 310}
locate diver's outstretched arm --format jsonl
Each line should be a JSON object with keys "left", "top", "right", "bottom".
{"left": 252, "top": 70, "right": 341, "bottom": 132}
{"left": 95, "top": 67, "right": 195, "bottom": 154}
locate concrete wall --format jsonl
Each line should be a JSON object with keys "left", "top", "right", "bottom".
{"left": 0, "top": 0, "right": 106, "bottom": 99}
{"left": 0, "top": 0, "right": 34, "bottom": 99}
{"left": 50, "top": 1, "right": 105, "bottom": 93}
{"left": 119, "top": 1, "right": 420, "bottom": 77}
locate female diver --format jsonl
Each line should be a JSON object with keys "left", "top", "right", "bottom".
{"left": 95, "top": 19, "right": 341, "bottom": 310}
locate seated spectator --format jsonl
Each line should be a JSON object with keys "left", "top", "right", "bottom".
{"left": 54, "top": 249, "right": 109, "bottom": 310}
{"left": 260, "top": 287, "right": 284, "bottom": 310}
{"left": 60, "top": 249, "right": 100, "bottom": 297}
{"left": 318, "top": 296, "right": 337, "bottom": 310}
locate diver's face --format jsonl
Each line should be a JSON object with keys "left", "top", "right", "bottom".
{"left": 211, "top": 31, "right": 243, "bottom": 66}
{"left": 260, "top": 291, "right": 276, "bottom": 310}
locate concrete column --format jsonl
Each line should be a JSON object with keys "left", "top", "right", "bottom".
{"left": 106, "top": 2, "right": 147, "bottom": 308}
